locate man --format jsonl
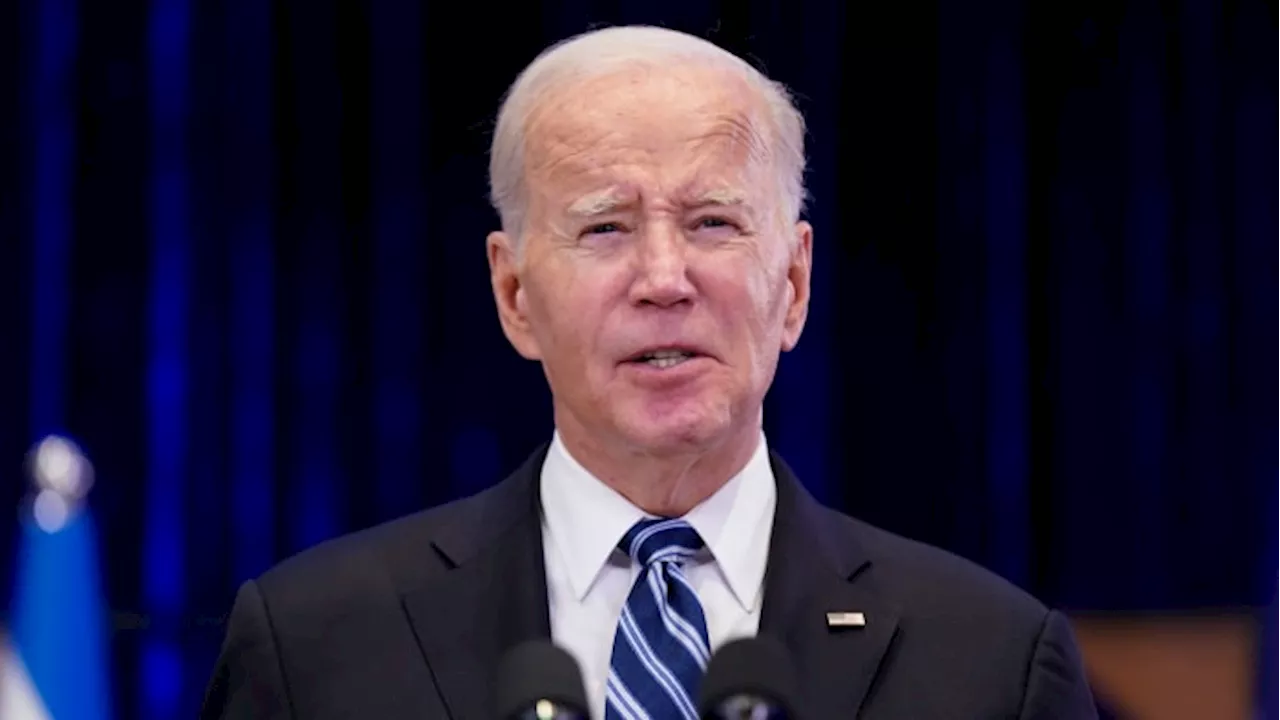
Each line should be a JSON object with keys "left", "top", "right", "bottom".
{"left": 203, "top": 26, "right": 1097, "bottom": 720}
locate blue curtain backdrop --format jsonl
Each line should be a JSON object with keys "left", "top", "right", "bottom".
{"left": 2, "top": 0, "right": 1275, "bottom": 717}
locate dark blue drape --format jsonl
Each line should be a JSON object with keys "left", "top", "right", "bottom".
{"left": 3, "top": 1, "right": 1275, "bottom": 717}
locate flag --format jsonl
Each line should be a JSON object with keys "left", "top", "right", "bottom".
{"left": 2, "top": 436, "right": 111, "bottom": 720}
{"left": 1, "top": 632, "right": 51, "bottom": 720}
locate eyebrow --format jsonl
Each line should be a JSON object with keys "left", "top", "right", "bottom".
{"left": 688, "top": 187, "right": 748, "bottom": 208}
{"left": 566, "top": 188, "right": 635, "bottom": 218}
{"left": 563, "top": 185, "right": 753, "bottom": 219}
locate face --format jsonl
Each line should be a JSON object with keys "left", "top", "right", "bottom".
{"left": 488, "top": 63, "right": 813, "bottom": 458}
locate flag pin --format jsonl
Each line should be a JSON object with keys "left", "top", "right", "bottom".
{"left": 826, "top": 611, "right": 866, "bottom": 628}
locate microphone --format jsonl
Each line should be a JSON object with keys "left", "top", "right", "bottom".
{"left": 495, "top": 640, "right": 589, "bottom": 720}
{"left": 697, "top": 636, "right": 799, "bottom": 720}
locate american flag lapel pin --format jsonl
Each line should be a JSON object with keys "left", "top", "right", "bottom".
{"left": 826, "top": 611, "right": 866, "bottom": 628}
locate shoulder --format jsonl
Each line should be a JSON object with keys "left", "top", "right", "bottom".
{"left": 795, "top": 505, "right": 1095, "bottom": 715}
{"left": 252, "top": 445, "right": 547, "bottom": 608}
{"left": 249, "top": 476, "right": 520, "bottom": 623}
{"left": 250, "top": 500, "right": 450, "bottom": 616}
{"left": 820, "top": 505, "right": 1049, "bottom": 629}
{"left": 767, "top": 452, "right": 1047, "bottom": 629}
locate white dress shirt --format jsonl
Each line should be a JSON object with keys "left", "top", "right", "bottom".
{"left": 539, "top": 431, "right": 778, "bottom": 720}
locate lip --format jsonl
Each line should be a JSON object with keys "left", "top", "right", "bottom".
{"left": 618, "top": 344, "right": 716, "bottom": 365}
{"left": 618, "top": 354, "right": 717, "bottom": 388}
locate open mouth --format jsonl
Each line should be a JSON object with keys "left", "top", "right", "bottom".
{"left": 626, "top": 348, "right": 701, "bottom": 369}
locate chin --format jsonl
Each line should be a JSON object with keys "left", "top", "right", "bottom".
{"left": 614, "top": 406, "right": 731, "bottom": 456}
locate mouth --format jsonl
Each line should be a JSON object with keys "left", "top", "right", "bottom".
{"left": 623, "top": 347, "right": 707, "bottom": 370}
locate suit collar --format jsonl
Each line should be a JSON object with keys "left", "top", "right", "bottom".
{"left": 397, "top": 444, "right": 899, "bottom": 720}
{"left": 400, "top": 446, "right": 553, "bottom": 720}
{"left": 760, "top": 451, "right": 901, "bottom": 720}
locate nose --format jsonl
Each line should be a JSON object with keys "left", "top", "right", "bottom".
{"left": 628, "top": 223, "right": 696, "bottom": 308}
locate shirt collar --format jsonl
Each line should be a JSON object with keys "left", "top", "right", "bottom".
{"left": 540, "top": 433, "right": 646, "bottom": 601}
{"left": 539, "top": 430, "right": 777, "bottom": 612}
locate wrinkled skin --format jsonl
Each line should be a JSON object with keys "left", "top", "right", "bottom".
{"left": 487, "top": 62, "right": 813, "bottom": 516}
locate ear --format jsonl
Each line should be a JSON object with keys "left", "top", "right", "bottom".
{"left": 487, "top": 231, "right": 543, "bottom": 360}
{"left": 780, "top": 221, "right": 813, "bottom": 352}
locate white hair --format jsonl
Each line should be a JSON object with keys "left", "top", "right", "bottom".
{"left": 488, "top": 25, "right": 808, "bottom": 243}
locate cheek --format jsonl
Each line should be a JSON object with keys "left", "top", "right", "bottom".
{"left": 729, "top": 260, "right": 788, "bottom": 329}
{"left": 528, "top": 269, "right": 616, "bottom": 360}
{"left": 697, "top": 271, "right": 765, "bottom": 360}
{"left": 714, "top": 269, "right": 791, "bottom": 373}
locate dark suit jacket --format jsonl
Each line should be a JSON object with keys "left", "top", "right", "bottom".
{"left": 202, "top": 446, "right": 1098, "bottom": 719}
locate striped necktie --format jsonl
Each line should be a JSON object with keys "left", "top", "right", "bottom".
{"left": 605, "top": 518, "right": 710, "bottom": 720}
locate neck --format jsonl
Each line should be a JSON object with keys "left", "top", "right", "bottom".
{"left": 554, "top": 412, "right": 762, "bottom": 517}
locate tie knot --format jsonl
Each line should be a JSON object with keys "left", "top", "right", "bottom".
{"left": 619, "top": 518, "right": 705, "bottom": 568}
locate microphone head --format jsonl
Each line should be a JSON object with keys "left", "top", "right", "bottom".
{"left": 698, "top": 636, "right": 799, "bottom": 719}
{"left": 495, "top": 640, "right": 589, "bottom": 720}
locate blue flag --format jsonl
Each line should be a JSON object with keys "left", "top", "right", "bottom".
{"left": 4, "top": 438, "right": 112, "bottom": 720}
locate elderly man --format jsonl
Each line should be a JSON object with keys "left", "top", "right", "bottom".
{"left": 203, "top": 26, "right": 1097, "bottom": 720}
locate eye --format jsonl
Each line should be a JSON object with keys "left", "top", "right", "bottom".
{"left": 584, "top": 222, "right": 624, "bottom": 235}
{"left": 695, "top": 216, "right": 735, "bottom": 230}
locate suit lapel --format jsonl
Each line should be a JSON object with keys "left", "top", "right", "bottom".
{"left": 759, "top": 453, "right": 900, "bottom": 720}
{"left": 393, "top": 446, "right": 897, "bottom": 720}
{"left": 400, "top": 448, "right": 553, "bottom": 720}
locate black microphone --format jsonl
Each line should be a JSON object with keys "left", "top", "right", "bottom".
{"left": 495, "top": 640, "right": 589, "bottom": 720}
{"left": 697, "top": 636, "right": 799, "bottom": 720}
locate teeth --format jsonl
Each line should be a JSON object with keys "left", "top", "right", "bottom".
{"left": 640, "top": 349, "right": 693, "bottom": 369}
{"left": 645, "top": 355, "right": 688, "bottom": 369}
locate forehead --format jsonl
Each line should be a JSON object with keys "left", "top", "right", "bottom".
{"left": 523, "top": 64, "right": 774, "bottom": 197}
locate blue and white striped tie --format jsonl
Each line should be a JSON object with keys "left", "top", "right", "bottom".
{"left": 605, "top": 518, "right": 710, "bottom": 720}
